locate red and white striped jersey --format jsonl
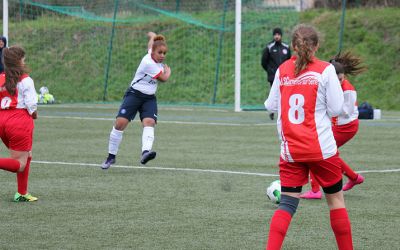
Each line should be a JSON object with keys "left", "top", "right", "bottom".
{"left": 0, "top": 73, "right": 37, "bottom": 115}
{"left": 265, "top": 56, "right": 344, "bottom": 162}
{"left": 332, "top": 79, "right": 358, "bottom": 126}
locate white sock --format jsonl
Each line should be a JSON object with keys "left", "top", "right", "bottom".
{"left": 142, "top": 126, "right": 155, "bottom": 152}
{"left": 108, "top": 127, "right": 124, "bottom": 155}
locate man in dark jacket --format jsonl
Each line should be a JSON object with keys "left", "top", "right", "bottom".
{"left": 0, "top": 36, "right": 7, "bottom": 73}
{"left": 261, "top": 28, "right": 291, "bottom": 119}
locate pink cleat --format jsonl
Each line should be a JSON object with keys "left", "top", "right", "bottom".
{"left": 299, "top": 190, "right": 322, "bottom": 199}
{"left": 343, "top": 174, "right": 365, "bottom": 191}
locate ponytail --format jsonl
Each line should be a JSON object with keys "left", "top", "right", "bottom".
{"left": 331, "top": 51, "right": 366, "bottom": 76}
{"left": 3, "top": 46, "right": 29, "bottom": 95}
{"left": 152, "top": 34, "right": 167, "bottom": 51}
{"left": 291, "top": 24, "right": 319, "bottom": 76}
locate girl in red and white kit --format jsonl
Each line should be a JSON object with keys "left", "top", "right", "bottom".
{"left": 0, "top": 46, "right": 38, "bottom": 202}
{"left": 300, "top": 52, "right": 366, "bottom": 199}
{"left": 264, "top": 24, "right": 353, "bottom": 250}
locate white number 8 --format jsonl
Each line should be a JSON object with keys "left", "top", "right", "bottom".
{"left": 1, "top": 97, "right": 12, "bottom": 109}
{"left": 288, "top": 94, "right": 305, "bottom": 124}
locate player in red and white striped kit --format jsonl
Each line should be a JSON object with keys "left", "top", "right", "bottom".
{"left": 264, "top": 25, "right": 353, "bottom": 250}
{"left": 301, "top": 52, "right": 366, "bottom": 199}
{"left": 0, "top": 46, "right": 38, "bottom": 202}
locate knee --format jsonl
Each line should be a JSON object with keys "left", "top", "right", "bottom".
{"left": 142, "top": 118, "right": 156, "bottom": 127}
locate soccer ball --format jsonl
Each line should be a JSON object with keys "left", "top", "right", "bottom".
{"left": 266, "top": 180, "right": 281, "bottom": 204}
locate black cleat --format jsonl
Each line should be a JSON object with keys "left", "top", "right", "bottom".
{"left": 140, "top": 151, "right": 156, "bottom": 165}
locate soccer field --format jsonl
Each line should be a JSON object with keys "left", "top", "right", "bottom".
{"left": 1, "top": 104, "right": 399, "bottom": 249}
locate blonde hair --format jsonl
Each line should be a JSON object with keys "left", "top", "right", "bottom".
{"left": 331, "top": 51, "right": 366, "bottom": 76}
{"left": 152, "top": 34, "right": 167, "bottom": 51}
{"left": 291, "top": 24, "right": 319, "bottom": 76}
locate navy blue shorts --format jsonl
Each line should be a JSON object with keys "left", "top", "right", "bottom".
{"left": 117, "top": 88, "right": 158, "bottom": 122}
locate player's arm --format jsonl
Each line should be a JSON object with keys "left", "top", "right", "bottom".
{"left": 261, "top": 46, "right": 270, "bottom": 72}
{"left": 325, "top": 65, "right": 344, "bottom": 117}
{"left": 157, "top": 64, "right": 171, "bottom": 82}
{"left": 264, "top": 69, "right": 280, "bottom": 112}
{"left": 341, "top": 90, "right": 356, "bottom": 118}
{"left": 147, "top": 31, "right": 157, "bottom": 51}
{"left": 22, "top": 77, "right": 38, "bottom": 118}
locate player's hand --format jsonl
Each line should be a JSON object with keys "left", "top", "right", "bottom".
{"left": 163, "top": 64, "right": 171, "bottom": 77}
{"left": 147, "top": 32, "right": 156, "bottom": 38}
{"left": 31, "top": 111, "right": 38, "bottom": 119}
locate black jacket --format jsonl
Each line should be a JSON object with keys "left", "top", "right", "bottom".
{"left": 261, "top": 40, "right": 291, "bottom": 84}
{"left": 0, "top": 36, "right": 7, "bottom": 73}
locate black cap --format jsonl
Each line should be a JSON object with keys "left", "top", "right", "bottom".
{"left": 272, "top": 28, "right": 282, "bottom": 36}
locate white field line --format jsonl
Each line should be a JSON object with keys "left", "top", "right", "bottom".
{"left": 32, "top": 160, "right": 400, "bottom": 177}
{"left": 32, "top": 160, "right": 279, "bottom": 177}
{"left": 38, "top": 104, "right": 230, "bottom": 112}
{"left": 40, "top": 115, "right": 274, "bottom": 126}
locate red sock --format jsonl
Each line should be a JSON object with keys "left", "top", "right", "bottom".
{"left": 330, "top": 208, "right": 353, "bottom": 250}
{"left": 310, "top": 172, "right": 321, "bottom": 193}
{"left": 266, "top": 210, "right": 292, "bottom": 250}
{"left": 341, "top": 159, "right": 358, "bottom": 181}
{"left": 0, "top": 158, "right": 20, "bottom": 173}
{"left": 17, "top": 156, "right": 31, "bottom": 195}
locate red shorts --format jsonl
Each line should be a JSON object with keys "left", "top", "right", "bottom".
{"left": 279, "top": 153, "right": 343, "bottom": 188}
{"left": 333, "top": 119, "right": 359, "bottom": 147}
{"left": 0, "top": 109, "right": 34, "bottom": 151}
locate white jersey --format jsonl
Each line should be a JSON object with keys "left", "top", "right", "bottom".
{"left": 130, "top": 50, "right": 164, "bottom": 95}
{"left": 265, "top": 56, "right": 344, "bottom": 162}
{"left": 0, "top": 74, "right": 37, "bottom": 115}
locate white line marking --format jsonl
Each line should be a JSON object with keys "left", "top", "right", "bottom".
{"left": 32, "top": 160, "right": 400, "bottom": 177}
{"left": 40, "top": 115, "right": 274, "bottom": 126}
{"left": 32, "top": 160, "right": 279, "bottom": 177}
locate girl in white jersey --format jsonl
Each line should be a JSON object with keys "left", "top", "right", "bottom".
{"left": 102, "top": 32, "right": 171, "bottom": 169}
{"left": 264, "top": 25, "right": 353, "bottom": 250}
{"left": 0, "top": 46, "right": 38, "bottom": 202}
{"left": 301, "top": 52, "right": 367, "bottom": 199}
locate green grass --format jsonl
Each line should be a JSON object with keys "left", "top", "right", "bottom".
{"left": 1, "top": 104, "right": 400, "bottom": 249}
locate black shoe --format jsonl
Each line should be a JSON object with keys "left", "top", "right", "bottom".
{"left": 141, "top": 151, "right": 156, "bottom": 165}
{"left": 102, "top": 155, "right": 116, "bottom": 169}
{"left": 269, "top": 113, "right": 274, "bottom": 120}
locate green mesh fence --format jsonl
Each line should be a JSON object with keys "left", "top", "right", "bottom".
{"left": 3, "top": 0, "right": 298, "bottom": 109}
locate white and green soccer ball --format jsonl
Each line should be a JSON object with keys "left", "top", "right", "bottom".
{"left": 266, "top": 180, "right": 281, "bottom": 204}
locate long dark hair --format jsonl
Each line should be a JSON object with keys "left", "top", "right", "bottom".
{"left": 3, "top": 46, "right": 29, "bottom": 95}
{"left": 331, "top": 51, "right": 367, "bottom": 76}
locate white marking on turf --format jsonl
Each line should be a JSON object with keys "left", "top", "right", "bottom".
{"left": 40, "top": 115, "right": 274, "bottom": 126}
{"left": 32, "top": 160, "right": 279, "bottom": 177}
{"left": 32, "top": 160, "right": 400, "bottom": 177}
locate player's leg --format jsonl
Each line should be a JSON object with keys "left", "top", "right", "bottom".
{"left": 12, "top": 150, "right": 37, "bottom": 202}
{"left": 300, "top": 171, "right": 322, "bottom": 199}
{"left": 311, "top": 155, "right": 353, "bottom": 250}
{"left": 333, "top": 123, "right": 364, "bottom": 191}
{"left": 266, "top": 159, "right": 306, "bottom": 250}
{"left": 139, "top": 96, "right": 158, "bottom": 165}
{"left": 102, "top": 90, "right": 140, "bottom": 169}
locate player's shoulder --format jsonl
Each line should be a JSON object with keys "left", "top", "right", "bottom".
{"left": 267, "top": 41, "right": 276, "bottom": 49}
{"left": 281, "top": 42, "right": 290, "bottom": 48}
{"left": 341, "top": 79, "right": 356, "bottom": 91}
{"left": 308, "top": 58, "right": 331, "bottom": 74}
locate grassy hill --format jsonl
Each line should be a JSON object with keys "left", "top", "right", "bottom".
{"left": 4, "top": 7, "right": 400, "bottom": 110}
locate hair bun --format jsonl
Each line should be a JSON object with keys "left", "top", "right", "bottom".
{"left": 154, "top": 35, "right": 165, "bottom": 42}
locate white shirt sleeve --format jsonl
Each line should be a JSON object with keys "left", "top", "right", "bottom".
{"left": 264, "top": 69, "right": 280, "bottom": 112}
{"left": 341, "top": 90, "right": 356, "bottom": 118}
{"left": 21, "top": 77, "right": 37, "bottom": 115}
{"left": 324, "top": 65, "right": 344, "bottom": 117}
